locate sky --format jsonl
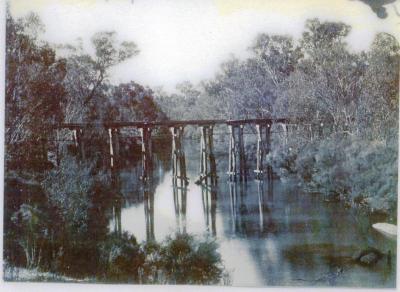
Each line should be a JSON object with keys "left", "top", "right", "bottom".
{"left": 8, "top": 0, "right": 400, "bottom": 92}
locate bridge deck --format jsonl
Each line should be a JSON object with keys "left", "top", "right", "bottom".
{"left": 59, "top": 118, "right": 290, "bottom": 129}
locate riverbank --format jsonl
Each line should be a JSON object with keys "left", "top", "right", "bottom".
{"left": 3, "top": 265, "right": 87, "bottom": 282}
{"left": 269, "top": 133, "right": 398, "bottom": 222}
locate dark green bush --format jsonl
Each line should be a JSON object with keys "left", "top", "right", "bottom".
{"left": 158, "top": 233, "right": 223, "bottom": 285}
{"left": 98, "top": 232, "right": 145, "bottom": 282}
{"left": 289, "top": 133, "right": 397, "bottom": 218}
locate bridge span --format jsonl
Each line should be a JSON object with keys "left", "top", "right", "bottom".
{"left": 59, "top": 118, "right": 289, "bottom": 129}
{"left": 56, "top": 118, "right": 297, "bottom": 184}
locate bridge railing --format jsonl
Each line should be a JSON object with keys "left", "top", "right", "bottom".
{"left": 55, "top": 117, "right": 294, "bottom": 129}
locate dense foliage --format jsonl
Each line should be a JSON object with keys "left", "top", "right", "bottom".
{"left": 156, "top": 19, "right": 399, "bottom": 218}
{"left": 99, "top": 233, "right": 225, "bottom": 284}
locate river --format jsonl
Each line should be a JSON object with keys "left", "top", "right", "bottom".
{"left": 108, "top": 138, "right": 396, "bottom": 287}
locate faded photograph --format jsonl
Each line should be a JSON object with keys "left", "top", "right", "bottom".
{"left": 3, "top": 0, "right": 399, "bottom": 288}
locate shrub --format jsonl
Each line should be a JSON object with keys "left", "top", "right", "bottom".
{"left": 98, "top": 232, "right": 145, "bottom": 282}
{"left": 290, "top": 133, "right": 397, "bottom": 218}
{"left": 158, "top": 233, "right": 223, "bottom": 285}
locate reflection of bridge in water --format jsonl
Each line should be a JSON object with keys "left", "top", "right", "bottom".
{"left": 58, "top": 118, "right": 297, "bottom": 241}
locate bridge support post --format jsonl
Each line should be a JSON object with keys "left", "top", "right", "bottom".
{"left": 228, "top": 124, "right": 247, "bottom": 181}
{"left": 207, "top": 126, "right": 217, "bottom": 185}
{"left": 198, "top": 126, "right": 217, "bottom": 185}
{"left": 238, "top": 124, "right": 247, "bottom": 181}
{"left": 72, "top": 128, "right": 78, "bottom": 149}
{"left": 266, "top": 123, "right": 273, "bottom": 181}
{"left": 72, "top": 127, "right": 85, "bottom": 159}
{"left": 319, "top": 122, "right": 324, "bottom": 139}
{"left": 228, "top": 125, "right": 237, "bottom": 181}
{"left": 54, "top": 129, "right": 60, "bottom": 167}
{"left": 170, "top": 126, "right": 187, "bottom": 184}
{"left": 308, "top": 124, "right": 313, "bottom": 141}
{"left": 254, "top": 124, "right": 265, "bottom": 179}
{"left": 285, "top": 123, "right": 289, "bottom": 145}
{"left": 170, "top": 126, "right": 188, "bottom": 233}
{"left": 139, "top": 126, "right": 152, "bottom": 181}
{"left": 200, "top": 126, "right": 207, "bottom": 183}
{"left": 108, "top": 128, "right": 120, "bottom": 171}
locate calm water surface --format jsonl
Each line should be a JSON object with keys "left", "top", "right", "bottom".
{"left": 109, "top": 140, "right": 396, "bottom": 287}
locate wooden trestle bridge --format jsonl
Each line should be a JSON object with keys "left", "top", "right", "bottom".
{"left": 59, "top": 118, "right": 292, "bottom": 184}
{"left": 58, "top": 118, "right": 314, "bottom": 240}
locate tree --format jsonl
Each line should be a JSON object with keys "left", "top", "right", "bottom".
{"left": 11, "top": 203, "right": 49, "bottom": 269}
{"left": 251, "top": 34, "right": 301, "bottom": 90}
{"left": 158, "top": 233, "right": 223, "bottom": 284}
{"left": 275, "top": 19, "right": 365, "bottom": 134}
{"left": 155, "top": 81, "right": 202, "bottom": 120}
{"left": 202, "top": 57, "right": 268, "bottom": 119}
{"left": 182, "top": 35, "right": 301, "bottom": 121}
{"left": 6, "top": 10, "right": 66, "bottom": 170}
{"left": 358, "top": 32, "right": 399, "bottom": 140}
{"left": 41, "top": 155, "right": 95, "bottom": 239}
{"left": 62, "top": 31, "right": 139, "bottom": 123}
{"left": 106, "top": 81, "right": 166, "bottom": 122}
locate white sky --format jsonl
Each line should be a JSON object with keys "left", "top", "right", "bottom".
{"left": 8, "top": 0, "right": 400, "bottom": 92}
